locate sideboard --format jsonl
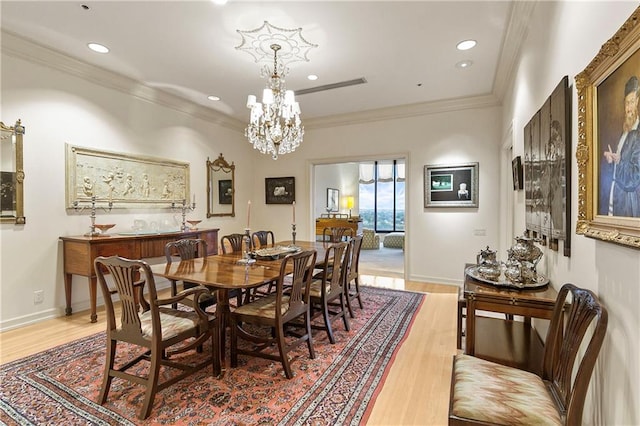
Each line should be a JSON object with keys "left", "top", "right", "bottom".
{"left": 60, "top": 228, "right": 219, "bottom": 323}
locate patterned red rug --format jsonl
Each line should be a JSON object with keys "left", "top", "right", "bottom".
{"left": 0, "top": 287, "right": 424, "bottom": 425}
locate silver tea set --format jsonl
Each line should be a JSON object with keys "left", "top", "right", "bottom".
{"left": 474, "top": 233, "right": 544, "bottom": 287}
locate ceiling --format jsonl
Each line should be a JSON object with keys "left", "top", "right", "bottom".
{"left": 1, "top": 1, "right": 527, "bottom": 126}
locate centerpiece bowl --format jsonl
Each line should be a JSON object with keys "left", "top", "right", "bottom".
{"left": 186, "top": 220, "right": 202, "bottom": 230}
{"left": 94, "top": 224, "right": 115, "bottom": 235}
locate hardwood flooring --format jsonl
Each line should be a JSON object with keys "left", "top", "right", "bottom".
{"left": 0, "top": 275, "right": 458, "bottom": 425}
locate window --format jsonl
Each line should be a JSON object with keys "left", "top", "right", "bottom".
{"left": 359, "top": 160, "right": 405, "bottom": 232}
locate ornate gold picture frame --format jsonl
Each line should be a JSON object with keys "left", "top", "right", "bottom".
{"left": 66, "top": 144, "right": 190, "bottom": 209}
{"left": 576, "top": 6, "right": 640, "bottom": 249}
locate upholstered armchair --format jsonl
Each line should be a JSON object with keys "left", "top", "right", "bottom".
{"left": 361, "top": 228, "right": 380, "bottom": 249}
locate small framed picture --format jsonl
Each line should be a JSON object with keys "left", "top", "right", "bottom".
{"left": 218, "top": 179, "right": 232, "bottom": 204}
{"left": 265, "top": 177, "right": 295, "bottom": 204}
{"left": 424, "top": 162, "right": 478, "bottom": 208}
{"left": 327, "top": 188, "right": 339, "bottom": 211}
{"left": 512, "top": 156, "right": 523, "bottom": 190}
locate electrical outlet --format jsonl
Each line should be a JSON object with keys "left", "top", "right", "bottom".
{"left": 34, "top": 290, "right": 44, "bottom": 304}
{"left": 473, "top": 229, "right": 487, "bottom": 236}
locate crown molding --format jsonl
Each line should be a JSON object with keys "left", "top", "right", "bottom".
{"left": 304, "top": 94, "right": 501, "bottom": 129}
{"left": 493, "top": 0, "right": 537, "bottom": 102}
{"left": 1, "top": 30, "right": 245, "bottom": 132}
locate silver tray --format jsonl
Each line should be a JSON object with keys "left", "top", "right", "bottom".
{"left": 251, "top": 245, "right": 301, "bottom": 260}
{"left": 464, "top": 265, "right": 549, "bottom": 290}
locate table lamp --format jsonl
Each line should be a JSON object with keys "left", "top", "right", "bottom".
{"left": 346, "top": 196, "right": 355, "bottom": 218}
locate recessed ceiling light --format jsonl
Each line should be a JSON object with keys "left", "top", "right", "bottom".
{"left": 456, "top": 40, "right": 477, "bottom": 51}
{"left": 456, "top": 60, "right": 473, "bottom": 69}
{"left": 211, "top": 0, "right": 228, "bottom": 5}
{"left": 88, "top": 43, "right": 109, "bottom": 54}
{"left": 307, "top": 74, "right": 318, "bottom": 81}
{"left": 207, "top": 95, "right": 221, "bottom": 101}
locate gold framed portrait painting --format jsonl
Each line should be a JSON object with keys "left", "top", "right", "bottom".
{"left": 576, "top": 6, "right": 640, "bottom": 249}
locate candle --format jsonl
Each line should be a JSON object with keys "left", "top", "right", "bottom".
{"left": 247, "top": 200, "right": 251, "bottom": 228}
{"left": 192, "top": 193, "right": 196, "bottom": 205}
{"left": 292, "top": 201, "right": 296, "bottom": 224}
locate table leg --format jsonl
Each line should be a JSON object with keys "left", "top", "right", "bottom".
{"left": 64, "top": 273, "right": 73, "bottom": 316}
{"left": 215, "top": 289, "right": 231, "bottom": 374}
{"left": 465, "top": 296, "right": 476, "bottom": 355}
{"left": 89, "top": 276, "right": 98, "bottom": 323}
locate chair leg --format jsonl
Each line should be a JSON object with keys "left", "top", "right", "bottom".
{"left": 354, "top": 277, "right": 364, "bottom": 309}
{"left": 98, "top": 339, "right": 117, "bottom": 404}
{"left": 139, "top": 347, "right": 162, "bottom": 420}
{"left": 276, "top": 327, "right": 293, "bottom": 379}
{"left": 212, "top": 326, "right": 221, "bottom": 377}
{"left": 305, "top": 310, "right": 316, "bottom": 360}
{"left": 321, "top": 300, "right": 336, "bottom": 344}
{"left": 340, "top": 294, "right": 351, "bottom": 332}
{"left": 345, "top": 282, "right": 356, "bottom": 319}
{"left": 230, "top": 317, "right": 238, "bottom": 368}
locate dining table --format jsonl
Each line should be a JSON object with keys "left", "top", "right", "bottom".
{"left": 149, "top": 239, "right": 331, "bottom": 375}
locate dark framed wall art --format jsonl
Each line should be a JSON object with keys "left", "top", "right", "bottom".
{"left": 512, "top": 156, "right": 524, "bottom": 190}
{"left": 424, "top": 162, "right": 478, "bottom": 208}
{"left": 265, "top": 176, "right": 295, "bottom": 204}
{"left": 218, "top": 179, "right": 232, "bottom": 204}
{"left": 523, "top": 75, "right": 572, "bottom": 256}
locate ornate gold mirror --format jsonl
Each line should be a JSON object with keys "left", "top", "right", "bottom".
{"left": 1, "top": 119, "right": 25, "bottom": 224}
{"left": 207, "top": 153, "right": 235, "bottom": 217}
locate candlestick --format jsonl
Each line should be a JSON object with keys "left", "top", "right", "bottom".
{"left": 292, "top": 201, "right": 296, "bottom": 224}
{"left": 292, "top": 223, "right": 297, "bottom": 246}
{"left": 247, "top": 200, "right": 251, "bottom": 228}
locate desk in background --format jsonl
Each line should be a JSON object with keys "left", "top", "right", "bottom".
{"left": 464, "top": 268, "right": 557, "bottom": 374}
{"left": 60, "top": 228, "right": 219, "bottom": 323}
{"left": 315, "top": 216, "right": 362, "bottom": 237}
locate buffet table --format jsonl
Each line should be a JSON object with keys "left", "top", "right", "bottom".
{"left": 59, "top": 228, "right": 219, "bottom": 322}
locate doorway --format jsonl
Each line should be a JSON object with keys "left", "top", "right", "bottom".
{"left": 311, "top": 157, "right": 406, "bottom": 279}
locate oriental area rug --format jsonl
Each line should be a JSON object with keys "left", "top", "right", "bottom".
{"left": 0, "top": 287, "right": 424, "bottom": 425}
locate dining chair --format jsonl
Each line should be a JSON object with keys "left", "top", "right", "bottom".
{"left": 94, "top": 255, "right": 219, "bottom": 420}
{"left": 322, "top": 226, "right": 354, "bottom": 243}
{"left": 448, "top": 283, "right": 608, "bottom": 425}
{"left": 252, "top": 230, "right": 275, "bottom": 248}
{"left": 230, "top": 249, "right": 318, "bottom": 379}
{"left": 251, "top": 230, "right": 278, "bottom": 297}
{"left": 344, "top": 234, "right": 364, "bottom": 318}
{"left": 220, "top": 233, "right": 248, "bottom": 254}
{"left": 220, "top": 233, "right": 250, "bottom": 305}
{"left": 164, "top": 238, "right": 216, "bottom": 310}
{"left": 308, "top": 241, "right": 350, "bottom": 344}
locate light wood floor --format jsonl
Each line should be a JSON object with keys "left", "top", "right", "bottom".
{"left": 0, "top": 275, "right": 458, "bottom": 426}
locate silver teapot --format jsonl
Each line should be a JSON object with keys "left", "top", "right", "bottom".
{"left": 510, "top": 234, "right": 542, "bottom": 266}
{"left": 476, "top": 246, "right": 501, "bottom": 280}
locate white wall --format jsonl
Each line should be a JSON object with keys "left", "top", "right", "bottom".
{"left": 0, "top": 52, "right": 254, "bottom": 328}
{"left": 252, "top": 107, "right": 503, "bottom": 284}
{"left": 502, "top": 2, "right": 639, "bottom": 424}
{"left": 314, "top": 163, "right": 359, "bottom": 218}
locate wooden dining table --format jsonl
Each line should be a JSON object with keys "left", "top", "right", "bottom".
{"left": 149, "top": 239, "right": 331, "bottom": 374}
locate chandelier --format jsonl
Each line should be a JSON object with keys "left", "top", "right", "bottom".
{"left": 236, "top": 22, "right": 317, "bottom": 160}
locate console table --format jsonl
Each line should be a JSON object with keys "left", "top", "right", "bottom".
{"left": 60, "top": 228, "right": 219, "bottom": 323}
{"left": 464, "top": 267, "right": 557, "bottom": 374}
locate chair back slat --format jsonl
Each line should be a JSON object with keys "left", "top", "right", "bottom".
{"left": 221, "top": 233, "right": 246, "bottom": 254}
{"left": 165, "top": 238, "right": 207, "bottom": 262}
{"left": 252, "top": 230, "right": 275, "bottom": 248}
{"left": 95, "top": 256, "right": 156, "bottom": 338}
{"left": 277, "top": 250, "right": 317, "bottom": 315}
{"left": 322, "top": 227, "right": 354, "bottom": 243}
{"left": 347, "top": 234, "right": 363, "bottom": 282}
{"left": 542, "top": 283, "right": 608, "bottom": 423}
